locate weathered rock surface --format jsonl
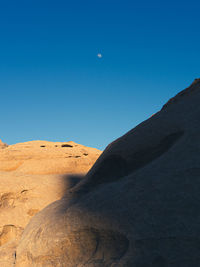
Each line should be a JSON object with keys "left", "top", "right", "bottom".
{"left": 0, "top": 141, "right": 101, "bottom": 266}
{"left": 0, "top": 139, "right": 7, "bottom": 149}
{"left": 0, "top": 140, "right": 100, "bottom": 174}
{"left": 15, "top": 79, "right": 200, "bottom": 267}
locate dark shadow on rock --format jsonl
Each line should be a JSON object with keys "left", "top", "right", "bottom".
{"left": 59, "top": 173, "right": 85, "bottom": 197}
{"left": 126, "top": 130, "right": 184, "bottom": 174}
{"left": 74, "top": 131, "right": 184, "bottom": 193}
{"left": 61, "top": 144, "right": 73, "bottom": 148}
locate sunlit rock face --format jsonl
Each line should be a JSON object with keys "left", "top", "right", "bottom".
{"left": 15, "top": 79, "right": 200, "bottom": 267}
{"left": 0, "top": 140, "right": 101, "bottom": 174}
{"left": 0, "top": 139, "right": 7, "bottom": 149}
{"left": 0, "top": 141, "right": 101, "bottom": 267}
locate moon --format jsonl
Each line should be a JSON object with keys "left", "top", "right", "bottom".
{"left": 97, "top": 53, "right": 102, "bottom": 58}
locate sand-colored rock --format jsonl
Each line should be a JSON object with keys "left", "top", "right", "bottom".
{"left": 0, "top": 141, "right": 101, "bottom": 266}
{"left": 0, "top": 139, "right": 7, "bottom": 149}
{"left": 15, "top": 79, "right": 200, "bottom": 267}
{"left": 0, "top": 140, "right": 100, "bottom": 174}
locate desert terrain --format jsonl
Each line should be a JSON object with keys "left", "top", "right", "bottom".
{"left": 14, "top": 79, "right": 200, "bottom": 267}
{"left": 0, "top": 140, "right": 101, "bottom": 266}
{"left": 2, "top": 79, "right": 200, "bottom": 266}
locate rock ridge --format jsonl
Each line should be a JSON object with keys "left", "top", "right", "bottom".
{"left": 162, "top": 78, "right": 200, "bottom": 110}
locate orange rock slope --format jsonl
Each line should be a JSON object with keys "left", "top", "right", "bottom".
{"left": 0, "top": 140, "right": 101, "bottom": 266}
{"left": 0, "top": 140, "right": 101, "bottom": 174}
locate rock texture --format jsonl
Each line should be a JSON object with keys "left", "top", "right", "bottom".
{"left": 15, "top": 79, "right": 200, "bottom": 267}
{"left": 0, "top": 140, "right": 100, "bottom": 174}
{"left": 0, "top": 139, "right": 7, "bottom": 149}
{"left": 0, "top": 141, "right": 101, "bottom": 266}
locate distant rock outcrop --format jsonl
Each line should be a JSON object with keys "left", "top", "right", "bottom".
{"left": 0, "top": 140, "right": 100, "bottom": 174}
{"left": 0, "top": 139, "right": 7, "bottom": 149}
{"left": 0, "top": 141, "right": 101, "bottom": 266}
{"left": 15, "top": 79, "right": 200, "bottom": 267}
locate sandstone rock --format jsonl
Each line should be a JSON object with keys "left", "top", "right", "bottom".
{"left": 0, "top": 140, "right": 7, "bottom": 149}
{"left": 0, "top": 141, "right": 101, "bottom": 266}
{"left": 15, "top": 79, "right": 200, "bottom": 267}
{"left": 0, "top": 140, "right": 100, "bottom": 174}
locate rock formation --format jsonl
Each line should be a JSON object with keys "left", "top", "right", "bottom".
{"left": 0, "top": 141, "right": 101, "bottom": 266}
{"left": 13, "top": 79, "right": 200, "bottom": 266}
{"left": 0, "top": 139, "right": 7, "bottom": 149}
{"left": 0, "top": 140, "right": 100, "bottom": 174}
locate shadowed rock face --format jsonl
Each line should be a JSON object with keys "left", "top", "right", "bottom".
{"left": 15, "top": 79, "right": 200, "bottom": 266}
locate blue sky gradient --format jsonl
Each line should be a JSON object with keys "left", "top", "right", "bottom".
{"left": 1, "top": 0, "right": 200, "bottom": 149}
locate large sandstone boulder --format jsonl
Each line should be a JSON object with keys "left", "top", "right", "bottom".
{"left": 15, "top": 79, "right": 200, "bottom": 267}
{"left": 0, "top": 141, "right": 101, "bottom": 266}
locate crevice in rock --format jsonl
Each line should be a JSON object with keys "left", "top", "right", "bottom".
{"left": 61, "top": 144, "right": 73, "bottom": 148}
{"left": 20, "top": 190, "right": 28, "bottom": 194}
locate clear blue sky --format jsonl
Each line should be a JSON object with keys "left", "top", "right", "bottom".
{"left": 1, "top": 0, "right": 200, "bottom": 150}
